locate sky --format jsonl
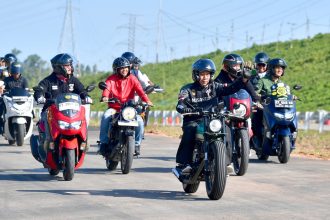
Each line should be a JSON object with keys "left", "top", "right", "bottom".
{"left": 1, "top": 0, "right": 329, "bottom": 71}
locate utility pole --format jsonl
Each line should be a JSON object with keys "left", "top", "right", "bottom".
{"left": 306, "top": 16, "right": 310, "bottom": 39}
{"left": 287, "top": 22, "right": 296, "bottom": 48}
{"left": 230, "top": 20, "right": 234, "bottom": 51}
{"left": 276, "top": 22, "right": 283, "bottom": 52}
{"left": 156, "top": 0, "right": 163, "bottom": 63}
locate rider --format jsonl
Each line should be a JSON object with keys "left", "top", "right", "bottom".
{"left": 251, "top": 58, "right": 287, "bottom": 148}
{"left": 214, "top": 53, "right": 260, "bottom": 102}
{"left": 0, "top": 57, "right": 8, "bottom": 81}
{"left": 175, "top": 58, "right": 251, "bottom": 173}
{"left": 121, "top": 51, "right": 154, "bottom": 89}
{"left": 250, "top": 52, "right": 270, "bottom": 89}
{"left": 99, "top": 57, "right": 153, "bottom": 156}
{"left": 3, "top": 53, "right": 17, "bottom": 76}
{"left": 33, "top": 53, "right": 91, "bottom": 152}
{"left": 4, "top": 62, "right": 29, "bottom": 91}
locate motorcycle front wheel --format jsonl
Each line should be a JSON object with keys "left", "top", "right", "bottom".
{"left": 233, "top": 129, "right": 249, "bottom": 176}
{"left": 121, "top": 135, "right": 134, "bottom": 174}
{"left": 205, "top": 141, "right": 227, "bottom": 200}
{"left": 63, "top": 149, "right": 75, "bottom": 181}
{"left": 15, "top": 124, "right": 25, "bottom": 146}
{"left": 278, "top": 136, "right": 291, "bottom": 163}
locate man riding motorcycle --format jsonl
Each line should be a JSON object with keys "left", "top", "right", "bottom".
{"left": 250, "top": 52, "right": 270, "bottom": 89}
{"left": 33, "top": 53, "right": 92, "bottom": 152}
{"left": 175, "top": 58, "right": 251, "bottom": 174}
{"left": 98, "top": 57, "right": 153, "bottom": 156}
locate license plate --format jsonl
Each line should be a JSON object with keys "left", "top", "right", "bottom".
{"left": 118, "top": 120, "right": 138, "bottom": 127}
{"left": 274, "top": 99, "right": 293, "bottom": 108}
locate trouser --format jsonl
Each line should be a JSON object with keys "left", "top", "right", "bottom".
{"left": 252, "top": 109, "right": 263, "bottom": 139}
{"left": 40, "top": 110, "right": 52, "bottom": 141}
{"left": 176, "top": 121, "right": 198, "bottom": 165}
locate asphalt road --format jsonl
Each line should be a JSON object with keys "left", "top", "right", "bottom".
{"left": 0, "top": 129, "right": 329, "bottom": 220}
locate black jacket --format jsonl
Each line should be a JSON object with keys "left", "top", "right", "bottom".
{"left": 34, "top": 72, "right": 87, "bottom": 111}
{"left": 214, "top": 69, "right": 260, "bottom": 102}
{"left": 176, "top": 79, "right": 246, "bottom": 124}
{"left": 4, "top": 75, "right": 29, "bottom": 91}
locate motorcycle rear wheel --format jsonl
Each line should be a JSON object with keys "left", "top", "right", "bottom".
{"left": 278, "top": 136, "right": 291, "bottom": 163}
{"left": 121, "top": 135, "right": 134, "bottom": 174}
{"left": 63, "top": 149, "right": 75, "bottom": 181}
{"left": 205, "top": 141, "right": 227, "bottom": 200}
{"left": 233, "top": 129, "right": 249, "bottom": 176}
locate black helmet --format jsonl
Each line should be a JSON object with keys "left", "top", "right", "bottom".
{"left": 254, "top": 52, "right": 270, "bottom": 65}
{"left": 192, "top": 58, "right": 216, "bottom": 82}
{"left": 112, "top": 57, "right": 131, "bottom": 77}
{"left": 10, "top": 62, "right": 22, "bottom": 75}
{"left": 50, "top": 53, "right": 74, "bottom": 78}
{"left": 133, "top": 56, "right": 142, "bottom": 65}
{"left": 4, "top": 53, "right": 18, "bottom": 73}
{"left": 121, "top": 52, "right": 136, "bottom": 64}
{"left": 222, "top": 53, "right": 244, "bottom": 78}
{"left": 268, "top": 58, "right": 287, "bottom": 77}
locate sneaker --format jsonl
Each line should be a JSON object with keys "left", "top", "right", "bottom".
{"left": 181, "top": 164, "right": 192, "bottom": 174}
{"left": 97, "top": 143, "right": 107, "bottom": 155}
{"left": 134, "top": 145, "right": 140, "bottom": 156}
{"left": 227, "top": 164, "right": 234, "bottom": 175}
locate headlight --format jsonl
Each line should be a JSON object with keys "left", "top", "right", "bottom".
{"left": 58, "top": 120, "right": 82, "bottom": 130}
{"left": 209, "top": 119, "right": 222, "bottom": 132}
{"left": 232, "top": 104, "right": 247, "bottom": 117}
{"left": 274, "top": 112, "right": 285, "bottom": 120}
{"left": 122, "top": 107, "right": 136, "bottom": 121}
{"left": 284, "top": 112, "right": 295, "bottom": 120}
{"left": 58, "top": 120, "right": 70, "bottom": 129}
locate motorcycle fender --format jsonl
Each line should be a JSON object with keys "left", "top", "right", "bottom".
{"left": 59, "top": 138, "right": 78, "bottom": 150}
{"left": 12, "top": 117, "right": 27, "bottom": 124}
{"left": 277, "top": 127, "right": 291, "bottom": 136}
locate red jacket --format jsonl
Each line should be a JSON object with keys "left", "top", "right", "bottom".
{"left": 102, "top": 73, "right": 150, "bottom": 111}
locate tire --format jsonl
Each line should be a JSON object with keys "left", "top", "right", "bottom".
{"left": 205, "top": 141, "right": 227, "bottom": 200}
{"left": 48, "top": 168, "right": 59, "bottom": 176}
{"left": 278, "top": 136, "right": 291, "bottom": 163}
{"left": 106, "top": 159, "right": 119, "bottom": 171}
{"left": 121, "top": 135, "right": 134, "bottom": 174}
{"left": 183, "top": 181, "right": 200, "bottom": 193}
{"left": 63, "top": 149, "right": 75, "bottom": 181}
{"left": 233, "top": 129, "right": 249, "bottom": 176}
{"left": 16, "top": 124, "right": 25, "bottom": 146}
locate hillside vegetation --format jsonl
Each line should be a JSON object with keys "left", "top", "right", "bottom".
{"left": 81, "top": 33, "right": 330, "bottom": 112}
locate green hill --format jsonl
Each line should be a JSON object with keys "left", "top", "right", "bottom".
{"left": 82, "top": 33, "right": 330, "bottom": 112}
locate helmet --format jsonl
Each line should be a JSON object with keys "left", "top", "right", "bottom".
{"left": 133, "top": 56, "right": 142, "bottom": 65}
{"left": 121, "top": 52, "right": 136, "bottom": 64}
{"left": 222, "top": 53, "right": 244, "bottom": 78}
{"left": 254, "top": 52, "right": 270, "bottom": 66}
{"left": 268, "top": 58, "right": 287, "bottom": 77}
{"left": 192, "top": 58, "right": 216, "bottom": 82}
{"left": 10, "top": 62, "right": 22, "bottom": 75}
{"left": 4, "top": 53, "right": 18, "bottom": 73}
{"left": 50, "top": 53, "right": 74, "bottom": 78}
{"left": 112, "top": 57, "right": 131, "bottom": 76}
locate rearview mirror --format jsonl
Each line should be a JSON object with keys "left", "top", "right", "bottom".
{"left": 293, "top": 84, "right": 302, "bottom": 90}
{"left": 98, "top": 82, "right": 107, "bottom": 90}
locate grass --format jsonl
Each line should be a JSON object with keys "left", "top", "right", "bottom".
{"left": 145, "top": 125, "right": 330, "bottom": 160}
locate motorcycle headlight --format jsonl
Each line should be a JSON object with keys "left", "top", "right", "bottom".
{"left": 285, "top": 112, "right": 295, "bottom": 120}
{"left": 209, "top": 119, "right": 222, "bottom": 133}
{"left": 122, "top": 107, "right": 136, "bottom": 121}
{"left": 232, "top": 104, "right": 247, "bottom": 117}
{"left": 58, "top": 120, "right": 70, "bottom": 129}
{"left": 71, "top": 121, "right": 82, "bottom": 130}
{"left": 274, "top": 112, "right": 285, "bottom": 120}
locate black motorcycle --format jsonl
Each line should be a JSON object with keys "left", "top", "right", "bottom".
{"left": 172, "top": 103, "right": 234, "bottom": 200}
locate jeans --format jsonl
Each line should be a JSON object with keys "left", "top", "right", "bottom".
{"left": 40, "top": 110, "right": 51, "bottom": 141}
{"left": 99, "top": 108, "right": 144, "bottom": 146}
{"left": 176, "top": 121, "right": 198, "bottom": 165}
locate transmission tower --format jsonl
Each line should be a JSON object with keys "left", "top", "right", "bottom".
{"left": 58, "top": 0, "right": 76, "bottom": 57}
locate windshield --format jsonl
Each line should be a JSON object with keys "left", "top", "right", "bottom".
{"left": 55, "top": 93, "right": 81, "bottom": 117}
{"left": 7, "top": 87, "right": 30, "bottom": 97}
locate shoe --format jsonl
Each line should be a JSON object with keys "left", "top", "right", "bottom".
{"left": 227, "top": 164, "right": 234, "bottom": 175}
{"left": 134, "top": 145, "right": 140, "bottom": 156}
{"left": 98, "top": 143, "right": 107, "bottom": 155}
{"left": 181, "top": 164, "right": 192, "bottom": 174}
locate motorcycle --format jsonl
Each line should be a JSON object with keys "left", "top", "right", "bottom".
{"left": 172, "top": 102, "right": 239, "bottom": 200}
{"left": 30, "top": 85, "right": 95, "bottom": 181}
{"left": 2, "top": 87, "right": 34, "bottom": 146}
{"left": 224, "top": 89, "right": 252, "bottom": 176}
{"left": 250, "top": 83, "right": 301, "bottom": 163}
{"left": 98, "top": 82, "right": 144, "bottom": 174}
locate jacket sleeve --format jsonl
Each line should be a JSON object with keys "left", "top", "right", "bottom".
{"left": 215, "top": 78, "right": 245, "bottom": 97}
{"left": 176, "top": 87, "right": 190, "bottom": 114}
{"left": 134, "top": 77, "right": 150, "bottom": 103}
{"left": 245, "top": 81, "right": 260, "bottom": 101}
{"left": 73, "top": 77, "right": 87, "bottom": 99}
{"left": 33, "top": 78, "right": 48, "bottom": 101}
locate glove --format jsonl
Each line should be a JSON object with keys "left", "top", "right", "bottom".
{"left": 244, "top": 61, "right": 254, "bottom": 70}
{"left": 85, "top": 96, "right": 93, "bottom": 104}
{"left": 242, "top": 68, "right": 252, "bottom": 80}
{"left": 182, "top": 108, "right": 192, "bottom": 114}
{"left": 37, "top": 96, "right": 46, "bottom": 104}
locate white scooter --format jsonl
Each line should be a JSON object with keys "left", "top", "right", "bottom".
{"left": 2, "top": 87, "right": 34, "bottom": 146}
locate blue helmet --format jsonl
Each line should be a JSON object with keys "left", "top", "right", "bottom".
{"left": 10, "top": 62, "right": 22, "bottom": 75}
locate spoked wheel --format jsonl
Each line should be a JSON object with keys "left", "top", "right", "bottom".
{"left": 63, "top": 149, "right": 75, "bottom": 181}
{"left": 106, "top": 159, "right": 119, "bottom": 171}
{"left": 121, "top": 135, "right": 134, "bottom": 174}
{"left": 278, "top": 136, "right": 291, "bottom": 163}
{"left": 183, "top": 181, "right": 200, "bottom": 193}
{"left": 232, "top": 129, "right": 249, "bottom": 176}
{"left": 205, "top": 141, "right": 227, "bottom": 200}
